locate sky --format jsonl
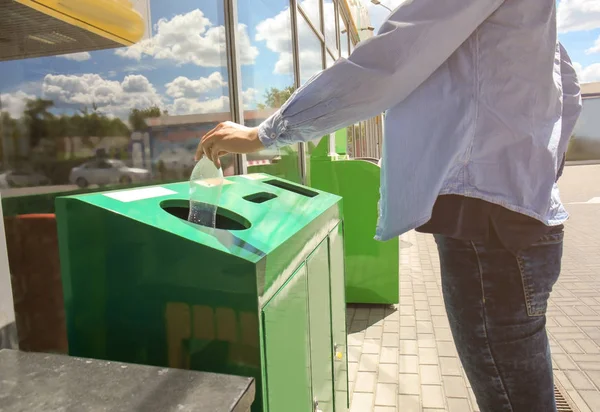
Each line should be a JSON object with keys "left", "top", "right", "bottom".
{"left": 1, "top": 0, "right": 599, "bottom": 123}
{"left": 363, "top": 0, "right": 600, "bottom": 84}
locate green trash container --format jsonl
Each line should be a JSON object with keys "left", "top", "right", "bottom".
{"left": 56, "top": 173, "right": 349, "bottom": 412}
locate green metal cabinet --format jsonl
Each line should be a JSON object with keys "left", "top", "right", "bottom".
{"left": 56, "top": 174, "right": 349, "bottom": 412}
{"left": 310, "top": 136, "right": 399, "bottom": 305}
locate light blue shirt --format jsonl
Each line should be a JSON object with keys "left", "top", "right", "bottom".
{"left": 258, "top": 0, "right": 582, "bottom": 241}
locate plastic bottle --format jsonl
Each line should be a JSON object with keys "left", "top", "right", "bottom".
{"left": 188, "top": 157, "right": 224, "bottom": 228}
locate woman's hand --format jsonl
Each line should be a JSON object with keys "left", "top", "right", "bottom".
{"left": 195, "top": 121, "right": 265, "bottom": 168}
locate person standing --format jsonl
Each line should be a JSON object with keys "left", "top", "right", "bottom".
{"left": 197, "top": 1, "right": 582, "bottom": 410}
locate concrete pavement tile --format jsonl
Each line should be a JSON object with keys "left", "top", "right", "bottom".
{"left": 379, "top": 347, "right": 398, "bottom": 364}
{"left": 564, "top": 370, "right": 596, "bottom": 390}
{"left": 399, "top": 326, "right": 417, "bottom": 340}
{"left": 566, "top": 390, "right": 593, "bottom": 412}
{"left": 398, "top": 373, "right": 420, "bottom": 395}
{"left": 579, "top": 390, "right": 600, "bottom": 412}
{"left": 398, "top": 394, "right": 421, "bottom": 412}
{"left": 578, "top": 339, "right": 600, "bottom": 354}
{"left": 421, "top": 385, "right": 445, "bottom": 409}
{"left": 378, "top": 363, "right": 398, "bottom": 384}
{"left": 437, "top": 341, "right": 459, "bottom": 357}
{"left": 420, "top": 364, "right": 442, "bottom": 385}
{"left": 350, "top": 392, "right": 374, "bottom": 412}
{"left": 399, "top": 340, "right": 418, "bottom": 355}
{"left": 382, "top": 332, "right": 399, "bottom": 347}
{"left": 399, "top": 355, "right": 419, "bottom": 374}
{"left": 418, "top": 347, "right": 439, "bottom": 365}
{"left": 359, "top": 354, "right": 380, "bottom": 372}
{"left": 440, "top": 356, "right": 462, "bottom": 376}
{"left": 585, "top": 370, "right": 600, "bottom": 390}
{"left": 355, "top": 371, "right": 377, "bottom": 393}
{"left": 443, "top": 375, "right": 469, "bottom": 398}
{"left": 417, "top": 335, "right": 437, "bottom": 348}
{"left": 375, "top": 383, "right": 397, "bottom": 407}
{"left": 365, "top": 325, "right": 383, "bottom": 339}
{"left": 362, "top": 339, "right": 382, "bottom": 355}
{"left": 373, "top": 407, "right": 395, "bottom": 412}
{"left": 348, "top": 346, "right": 362, "bottom": 363}
{"left": 434, "top": 327, "right": 453, "bottom": 341}
{"left": 447, "top": 397, "right": 472, "bottom": 412}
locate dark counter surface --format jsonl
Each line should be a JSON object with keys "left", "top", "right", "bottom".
{"left": 0, "top": 349, "right": 255, "bottom": 412}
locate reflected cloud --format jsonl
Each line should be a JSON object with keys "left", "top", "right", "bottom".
{"left": 574, "top": 62, "right": 600, "bottom": 83}
{"left": 0, "top": 90, "right": 36, "bottom": 118}
{"left": 165, "top": 72, "right": 227, "bottom": 99}
{"left": 42, "top": 73, "right": 164, "bottom": 117}
{"left": 586, "top": 35, "right": 600, "bottom": 55}
{"left": 255, "top": 0, "right": 324, "bottom": 76}
{"left": 557, "top": 0, "right": 600, "bottom": 34}
{"left": 115, "top": 9, "right": 258, "bottom": 67}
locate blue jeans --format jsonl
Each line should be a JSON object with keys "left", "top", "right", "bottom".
{"left": 434, "top": 228, "right": 563, "bottom": 412}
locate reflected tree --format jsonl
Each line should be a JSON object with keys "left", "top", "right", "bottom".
{"left": 258, "top": 86, "right": 294, "bottom": 110}
{"left": 128, "top": 106, "right": 165, "bottom": 131}
{"left": 23, "top": 98, "right": 55, "bottom": 149}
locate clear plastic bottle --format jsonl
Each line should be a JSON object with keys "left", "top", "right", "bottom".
{"left": 188, "top": 157, "right": 224, "bottom": 228}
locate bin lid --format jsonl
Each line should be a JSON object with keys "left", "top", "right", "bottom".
{"left": 58, "top": 174, "right": 341, "bottom": 261}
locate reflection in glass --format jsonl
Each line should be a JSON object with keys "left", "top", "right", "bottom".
{"left": 298, "top": 15, "right": 324, "bottom": 85}
{"left": 0, "top": 0, "right": 239, "bottom": 198}
{"left": 298, "top": 14, "right": 325, "bottom": 185}
{"left": 326, "top": 52, "right": 336, "bottom": 69}
{"left": 238, "top": 0, "right": 301, "bottom": 183}
{"left": 299, "top": 0, "right": 322, "bottom": 33}
{"left": 324, "top": 0, "right": 338, "bottom": 54}
{"left": 339, "top": 14, "right": 349, "bottom": 59}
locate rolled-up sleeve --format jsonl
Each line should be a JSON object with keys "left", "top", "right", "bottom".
{"left": 258, "top": 0, "right": 505, "bottom": 149}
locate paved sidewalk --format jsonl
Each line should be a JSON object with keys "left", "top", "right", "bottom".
{"left": 346, "top": 165, "right": 600, "bottom": 411}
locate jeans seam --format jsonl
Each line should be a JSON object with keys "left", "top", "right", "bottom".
{"left": 470, "top": 241, "right": 515, "bottom": 412}
{"left": 516, "top": 255, "right": 543, "bottom": 317}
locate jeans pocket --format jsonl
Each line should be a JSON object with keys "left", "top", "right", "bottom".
{"left": 516, "top": 233, "right": 563, "bottom": 317}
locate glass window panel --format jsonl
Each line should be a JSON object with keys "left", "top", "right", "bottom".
{"left": 324, "top": 0, "right": 338, "bottom": 54}
{"left": 339, "top": 14, "right": 349, "bottom": 59}
{"left": 326, "top": 52, "right": 336, "bottom": 68}
{"left": 299, "top": 0, "right": 322, "bottom": 33}
{"left": 0, "top": 0, "right": 236, "bottom": 199}
{"left": 297, "top": 14, "right": 324, "bottom": 185}
{"left": 238, "top": 0, "right": 301, "bottom": 183}
{"left": 298, "top": 15, "right": 324, "bottom": 85}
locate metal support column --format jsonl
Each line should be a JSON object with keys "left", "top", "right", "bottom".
{"left": 224, "top": 0, "right": 247, "bottom": 175}
{"left": 290, "top": 0, "right": 308, "bottom": 184}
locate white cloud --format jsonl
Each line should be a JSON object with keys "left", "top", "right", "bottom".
{"left": 0, "top": 90, "right": 36, "bottom": 118}
{"left": 586, "top": 35, "right": 600, "bottom": 54}
{"left": 574, "top": 62, "right": 600, "bottom": 83}
{"left": 255, "top": 0, "right": 323, "bottom": 77}
{"left": 42, "top": 73, "right": 163, "bottom": 117}
{"left": 116, "top": 9, "right": 258, "bottom": 67}
{"left": 57, "top": 52, "right": 92, "bottom": 62}
{"left": 558, "top": 0, "right": 600, "bottom": 33}
{"left": 168, "top": 88, "right": 258, "bottom": 115}
{"left": 169, "top": 96, "right": 230, "bottom": 115}
{"left": 241, "top": 88, "right": 258, "bottom": 109}
{"left": 165, "top": 72, "right": 227, "bottom": 99}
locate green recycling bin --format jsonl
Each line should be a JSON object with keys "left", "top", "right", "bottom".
{"left": 56, "top": 173, "right": 349, "bottom": 412}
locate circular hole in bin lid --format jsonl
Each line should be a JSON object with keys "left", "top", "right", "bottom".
{"left": 160, "top": 199, "right": 250, "bottom": 231}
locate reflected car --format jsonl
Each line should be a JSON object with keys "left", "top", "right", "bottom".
{"left": 0, "top": 170, "right": 51, "bottom": 188}
{"left": 69, "top": 159, "right": 151, "bottom": 188}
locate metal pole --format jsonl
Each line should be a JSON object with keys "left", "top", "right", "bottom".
{"left": 224, "top": 0, "right": 247, "bottom": 175}
{"left": 290, "top": 0, "right": 308, "bottom": 185}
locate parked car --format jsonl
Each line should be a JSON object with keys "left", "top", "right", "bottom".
{"left": 69, "top": 159, "right": 151, "bottom": 188}
{"left": 0, "top": 170, "right": 51, "bottom": 188}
